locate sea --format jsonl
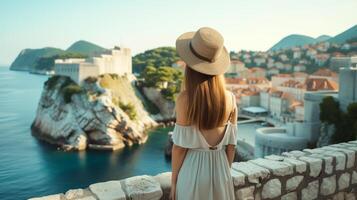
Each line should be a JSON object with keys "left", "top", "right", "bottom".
{"left": 0, "top": 67, "right": 258, "bottom": 200}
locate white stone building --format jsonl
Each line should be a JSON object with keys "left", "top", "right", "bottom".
{"left": 54, "top": 47, "right": 132, "bottom": 83}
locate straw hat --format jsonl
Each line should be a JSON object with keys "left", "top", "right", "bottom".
{"left": 176, "top": 27, "right": 230, "bottom": 75}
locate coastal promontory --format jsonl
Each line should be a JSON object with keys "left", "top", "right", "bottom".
{"left": 31, "top": 74, "right": 157, "bottom": 150}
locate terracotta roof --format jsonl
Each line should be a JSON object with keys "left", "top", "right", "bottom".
{"left": 249, "top": 67, "right": 266, "bottom": 72}
{"left": 280, "top": 79, "right": 305, "bottom": 89}
{"left": 312, "top": 68, "right": 338, "bottom": 77}
{"left": 274, "top": 73, "right": 292, "bottom": 77}
{"left": 225, "top": 77, "right": 269, "bottom": 85}
{"left": 305, "top": 78, "right": 339, "bottom": 91}
{"left": 293, "top": 72, "right": 308, "bottom": 77}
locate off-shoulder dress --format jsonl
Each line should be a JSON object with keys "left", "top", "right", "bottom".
{"left": 172, "top": 93, "right": 238, "bottom": 200}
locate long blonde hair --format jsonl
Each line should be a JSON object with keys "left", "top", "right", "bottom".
{"left": 184, "top": 66, "right": 227, "bottom": 130}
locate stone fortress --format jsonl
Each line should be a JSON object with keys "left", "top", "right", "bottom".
{"left": 54, "top": 47, "right": 132, "bottom": 83}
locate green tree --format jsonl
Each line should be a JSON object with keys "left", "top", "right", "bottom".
{"left": 319, "top": 96, "right": 341, "bottom": 124}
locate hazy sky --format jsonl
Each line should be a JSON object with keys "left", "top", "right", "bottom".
{"left": 0, "top": 0, "right": 356, "bottom": 65}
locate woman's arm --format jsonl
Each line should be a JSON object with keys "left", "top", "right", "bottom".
{"left": 225, "top": 144, "right": 236, "bottom": 168}
{"left": 225, "top": 93, "right": 238, "bottom": 167}
{"left": 171, "top": 144, "right": 188, "bottom": 185}
{"left": 171, "top": 91, "right": 189, "bottom": 186}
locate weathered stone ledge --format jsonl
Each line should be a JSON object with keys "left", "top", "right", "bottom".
{"left": 30, "top": 141, "right": 357, "bottom": 200}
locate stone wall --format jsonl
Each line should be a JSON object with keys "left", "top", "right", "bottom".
{"left": 30, "top": 140, "right": 357, "bottom": 200}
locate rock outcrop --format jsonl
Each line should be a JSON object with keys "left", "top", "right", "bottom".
{"left": 142, "top": 87, "right": 175, "bottom": 120}
{"left": 31, "top": 74, "right": 157, "bottom": 151}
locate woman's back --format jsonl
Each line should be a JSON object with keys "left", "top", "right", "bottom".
{"left": 175, "top": 90, "right": 237, "bottom": 147}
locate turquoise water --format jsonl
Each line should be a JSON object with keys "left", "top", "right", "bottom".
{"left": 0, "top": 67, "right": 172, "bottom": 200}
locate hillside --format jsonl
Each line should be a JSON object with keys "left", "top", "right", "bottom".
{"left": 328, "top": 25, "right": 357, "bottom": 44}
{"left": 132, "top": 47, "right": 179, "bottom": 73}
{"left": 10, "top": 47, "right": 65, "bottom": 71}
{"left": 66, "top": 40, "right": 107, "bottom": 55}
{"left": 315, "top": 35, "right": 332, "bottom": 42}
{"left": 269, "top": 34, "right": 316, "bottom": 51}
{"left": 10, "top": 40, "right": 108, "bottom": 72}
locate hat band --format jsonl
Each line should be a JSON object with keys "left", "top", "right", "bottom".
{"left": 189, "top": 41, "right": 213, "bottom": 63}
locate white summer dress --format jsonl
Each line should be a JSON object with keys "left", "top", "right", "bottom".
{"left": 172, "top": 93, "right": 238, "bottom": 200}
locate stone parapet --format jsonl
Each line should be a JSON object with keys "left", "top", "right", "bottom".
{"left": 30, "top": 141, "right": 357, "bottom": 200}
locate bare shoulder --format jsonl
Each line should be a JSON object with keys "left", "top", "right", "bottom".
{"left": 175, "top": 91, "right": 188, "bottom": 108}
{"left": 175, "top": 90, "right": 189, "bottom": 125}
{"left": 224, "top": 90, "right": 235, "bottom": 105}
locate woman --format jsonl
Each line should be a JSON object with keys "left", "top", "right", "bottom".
{"left": 171, "top": 27, "right": 238, "bottom": 200}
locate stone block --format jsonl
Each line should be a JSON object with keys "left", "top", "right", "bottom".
{"left": 235, "top": 186, "right": 255, "bottom": 200}
{"left": 124, "top": 175, "right": 163, "bottom": 200}
{"left": 309, "top": 153, "right": 334, "bottom": 174}
{"left": 153, "top": 172, "right": 171, "bottom": 200}
{"left": 286, "top": 175, "right": 303, "bottom": 192}
{"left": 322, "top": 150, "right": 346, "bottom": 171}
{"left": 76, "top": 196, "right": 96, "bottom": 200}
{"left": 64, "top": 188, "right": 93, "bottom": 199}
{"left": 262, "top": 179, "right": 281, "bottom": 199}
{"left": 323, "top": 146, "right": 355, "bottom": 168}
{"left": 29, "top": 194, "right": 64, "bottom": 200}
{"left": 301, "top": 180, "right": 319, "bottom": 200}
{"left": 338, "top": 172, "right": 351, "bottom": 190}
{"left": 320, "top": 175, "right": 336, "bottom": 196}
{"left": 281, "top": 192, "right": 297, "bottom": 200}
{"left": 352, "top": 171, "right": 357, "bottom": 185}
{"left": 230, "top": 168, "right": 246, "bottom": 187}
{"left": 281, "top": 150, "right": 306, "bottom": 158}
{"left": 299, "top": 156, "right": 322, "bottom": 177}
{"left": 303, "top": 148, "right": 325, "bottom": 154}
{"left": 89, "top": 180, "right": 126, "bottom": 200}
{"left": 265, "top": 155, "right": 307, "bottom": 174}
{"left": 232, "top": 162, "right": 270, "bottom": 185}
{"left": 250, "top": 158, "right": 293, "bottom": 176}
{"left": 333, "top": 192, "right": 345, "bottom": 200}
{"left": 345, "top": 192, "right": 357, "bottom": 200}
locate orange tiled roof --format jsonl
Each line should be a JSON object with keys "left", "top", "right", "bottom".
{"left": 305, "top": 78, "right": 339, "bottom": 91}
{"left": 293, "top": 72, "right": 308, "bottom": 77}
{"left": 274, "top": 73, "right": 292, "bottom": 77}
{"left": 312, "top": 68, "right": 338, "bottom": 77}
{"left": 280, "top": 79, "right": 305, "bottom": 88}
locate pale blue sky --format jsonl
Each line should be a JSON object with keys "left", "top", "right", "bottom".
{"left": 0, "top": 0, "right": 356, "bottom": 65}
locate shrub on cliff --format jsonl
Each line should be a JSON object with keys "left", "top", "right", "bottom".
{"left": 44, "top": 75, "right": 62, "bottom": 90}
{"left": 62, "top": 84, "right": 83, "bottom": 103}
{"left": 84, "top": 76, "right": 98, "bottom": 84}
{"left": 118, "top": 101, "right": 137, "bottom": 120}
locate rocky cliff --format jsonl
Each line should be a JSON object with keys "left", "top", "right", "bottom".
{"left": 142, "top": 87, "right": 175, "bottom": 120}
{"left": 31, "top": 74, "right": 157, "bottom": 151}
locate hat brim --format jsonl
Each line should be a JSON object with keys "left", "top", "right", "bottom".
{"left": 176, "top": 31, "right": 230, "bottom": 76}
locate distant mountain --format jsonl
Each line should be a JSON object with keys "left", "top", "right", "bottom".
{"left": 10, "top": 40, "right": 108, "bottom": 72}
{"left": 328, "top": 25, "right": 357, "bottom": 44}
{"left": 269, "top": 34, "right": 316, "bottom": 51}
{"left": 315, "top": 35, "right": 332, "bottom": 42}
{"left": 66, "top": 40, "right": 107, "bottom": 56}
{"left": 10, "top": 47, "right": 65, "bottom": 71}
{"left": 269, "top": 24, "right": 357, "bottom": 51}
